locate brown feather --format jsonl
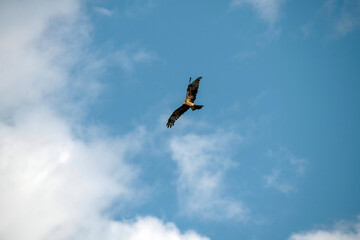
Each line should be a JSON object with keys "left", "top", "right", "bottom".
{"left": 166, "top": 104, "right": 190, "bottom": 128}
{"left": 186, "top": 76, "right": 202, "bottom": 103}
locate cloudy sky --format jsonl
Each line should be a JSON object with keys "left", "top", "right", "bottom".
{"left": 0, "top": 0, "right": 360, "bottom": 239}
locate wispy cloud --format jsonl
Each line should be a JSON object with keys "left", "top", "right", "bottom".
{"left": 112, "top": 43, "right": 158, "bottom": 72}
{"left": 124, "top": 0, "right": 155, "bottom": 18}
{"left": 231, "top": 0, "right": 286, "bottom": 25}
{"left": 232, "top": 51, "right": 256, "bottom": 61}
{"left": 263, "top": 148, "right": 307, "bottom": 193}
{"left": 288, "top": 216, "right": 360, "bottom": 240}
{"left": 324, "top": 0, "right": 360, "bottom": 37}
{"left": 334, "top": 12, "right": 360, "bottom": 36}
{"left": 170, "top": 132, "right": 247, "bottom": 220}
{"left": 300, "top": 23, "right": 312, "bottom": 38}
{"left": 249, "top": 90, "right": 271, "bottom": 107}
{"left": 93, "top": 6, "right": 114, "bottom": 17}
{"left": 264, "top": 169, "right": 295, "bottom": 193}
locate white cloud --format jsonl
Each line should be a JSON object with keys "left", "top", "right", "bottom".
{"left": 0, "top": 0, "right": 208, "bottom": 239}
{"left": 104, "top": 217, "right": 209, "bottom": 240}
{"left": 288, "top": 216, "right": 360, "bottom": 240}
{"left": 170, "top": 132, "right": 247, "bottom": 220}
{"left": 231, "top": 0, "right": 286, "bottom": 25}
{"left": 0, "top": 0, "right": 82, "bottom": 116}
{"left": 93, "top": 7, "right": 114, "bottom": 17}
{"left": 0, "top": 107, "right": 145, "bottom": 240}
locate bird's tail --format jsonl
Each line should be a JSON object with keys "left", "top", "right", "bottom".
{"left": 191, "top": 105, "right": 203, "bottom": 111}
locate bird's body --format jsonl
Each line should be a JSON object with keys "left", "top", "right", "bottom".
{"left": 182, "top": 100, "right": 194, "bottom": 107}
{"left": 166, "top": 76, "right": 204, "bottom": 128}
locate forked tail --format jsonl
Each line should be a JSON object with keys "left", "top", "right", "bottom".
{"left": 190, "top": 105, "right": 203, "bottom": 111}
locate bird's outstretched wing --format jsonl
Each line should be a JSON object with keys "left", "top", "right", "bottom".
{"left": 186, "top": 76, "right": 202, "bottom": 103}
{"left": 166, "top": 104, "right": 190, "bottom": 128}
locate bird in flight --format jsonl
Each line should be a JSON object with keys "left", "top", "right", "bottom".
{"left": 166, "top": 76, "right": 204, "bottom": 128}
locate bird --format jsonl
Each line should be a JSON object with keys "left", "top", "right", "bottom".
{"left": 166, "top": 76, "right": 204, "bottom": 128}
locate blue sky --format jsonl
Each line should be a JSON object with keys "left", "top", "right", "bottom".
{"left": 0, "top": 0, "right": 360, "bottom": 240}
